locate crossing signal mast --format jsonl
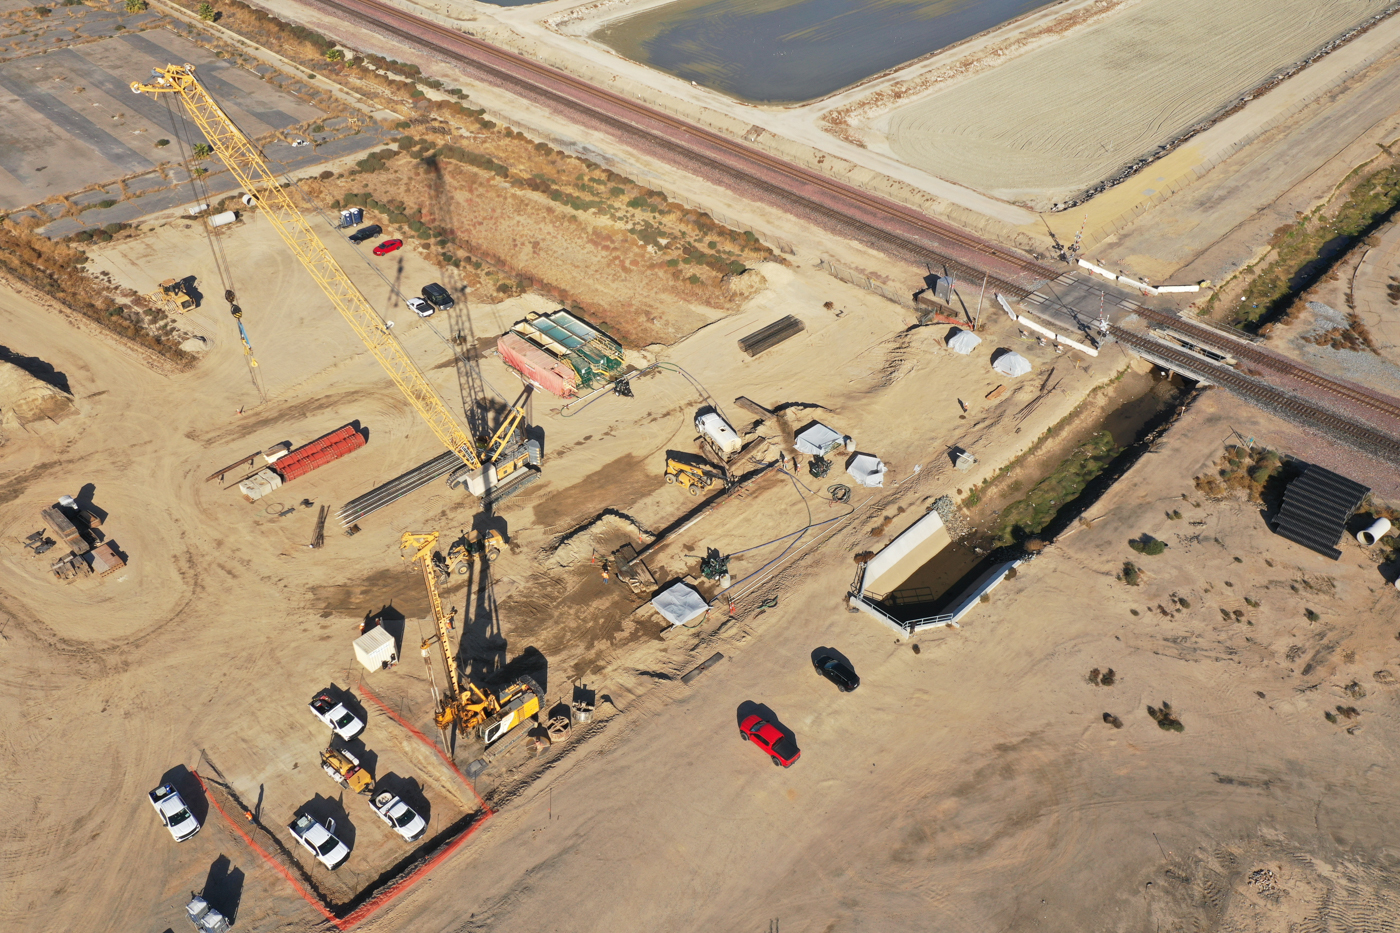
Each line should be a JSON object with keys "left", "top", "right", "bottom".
{"left": 131, "top": 63, "right": 537, "bottom": 497}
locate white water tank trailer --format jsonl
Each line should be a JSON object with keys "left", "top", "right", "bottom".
{"left": 695, "top": 411, "right": 741, "bottom": 456}
{"left": 1359, "top": 518, "right": 1392, "bottom": 546}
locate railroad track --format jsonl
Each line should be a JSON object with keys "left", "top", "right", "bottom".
{"left": 311, "top": 0, "right": 1052, "bottom": 297}
{"left": 1112, "top": 326, "right": 1400, "bottom": 462}
{"left": 309, "top": 0, "right": 1400, "bottom": 444}
{"left": 1133, "top": 306, "right": 1400, "bottom": 425}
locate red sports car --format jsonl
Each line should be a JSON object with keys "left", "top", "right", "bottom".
{"left": 372, "top": 239, "right": 403, "bottom": 256}
{"left": 740, "top": 714, "right": 800, "bottom": 767}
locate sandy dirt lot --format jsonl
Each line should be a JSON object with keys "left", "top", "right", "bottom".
{"left": 361, "top": 388, "right": 1400, "bottom": 933}
{"left": 5, "top": 5, "right": 1400, "bottom": 931}
{"left": 0, "top": 199, "right": 1138, "bottom": 931}
{"left": 883, "top": 0, "right": 1393, "bottom": 207}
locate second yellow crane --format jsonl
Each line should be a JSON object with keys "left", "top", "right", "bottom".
{"left": 401, "top": 532, "right": 541, "bottom": 745}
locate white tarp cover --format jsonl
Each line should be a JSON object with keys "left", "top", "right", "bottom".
{"left": 992, "top": 351, "right": 1031, "bottom": 377}
{"left": 946, "top": 329, "right": 982, "bottom": 355}
{"left": 847, "top": 454, "right": 887, "bottom": 487}
{"left": 353, "top": 626, "right": 397, "bottom": 671}
{"left": 651, "top": 583, "right": 709, "bottom": 627}
{"left": 795, "top": 422, "right": 848, "bottom": 456}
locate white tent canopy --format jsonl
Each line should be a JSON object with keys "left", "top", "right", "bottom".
{"left": 794, "top": 422, "right": 850, "bottom": 456}
{"left": 847, "top": 453, "right": 887, "bottom": 487}
{"left": 992, "top": 351, "right": 1031, "bottom": 377}
{"left": 946, "top": 328, "right": 982, "bottom": 355}
{"left": 651, "top": 583, "right": 709, "bottom": 627}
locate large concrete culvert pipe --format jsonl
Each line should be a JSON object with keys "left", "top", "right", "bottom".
{"left": 1358, "top": 517, "right": 1392, "bottom": 547}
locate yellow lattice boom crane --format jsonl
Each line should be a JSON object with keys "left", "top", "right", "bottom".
{"left": 131, "top": 64, "right": 535, "bottom": 496}
{"left": 401, "top": 532, "right": 543, "bottom": 747}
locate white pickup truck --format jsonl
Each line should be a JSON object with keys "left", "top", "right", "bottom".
{"left": 148, "top": 783, "right": 200, "bottom": 842}
{"left": 371, "top": 791, "right": 426, "bottom": 842}
{"left": 289, "top": 813, "right": 350, "bottom": 870}
{"left": 308, "top": 689, "right": 365, "bottom": 740}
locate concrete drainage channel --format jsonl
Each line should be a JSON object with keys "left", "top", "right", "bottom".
{"left": 852, "top": 387, "right": 1203, "bottom": 638}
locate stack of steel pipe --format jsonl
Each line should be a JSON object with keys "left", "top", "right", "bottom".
{"left": 337, "top": 451, "right": 461, "bottom": 526}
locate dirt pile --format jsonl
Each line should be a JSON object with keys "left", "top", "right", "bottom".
{"left": 0, "top": 360, "right": 76, "bottom": 430}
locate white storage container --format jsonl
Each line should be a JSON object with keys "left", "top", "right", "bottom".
{"left": 353, "top": 626, "right": 398, "bottom": 671}
{"left": 237, "top": 468, "right": 283, "bottom": 501}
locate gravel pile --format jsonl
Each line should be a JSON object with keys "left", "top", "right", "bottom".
{"left": 930, "top": 495, "right": 969, "bottom": 538}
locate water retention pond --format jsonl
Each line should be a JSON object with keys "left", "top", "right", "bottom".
{"left": 591, "top": 0, "right": 1052, "bottom": 103}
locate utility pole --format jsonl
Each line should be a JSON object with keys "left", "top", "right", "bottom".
{"left": 973, "top": 272, "right": 988, "bottom": 330}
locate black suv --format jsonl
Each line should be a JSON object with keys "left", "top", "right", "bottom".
{"left": 813, "top": 654, "right": 859, "bottom": 692}
{"left": 421, "top": 282, "right": 454, "bottom": 310}
{"left": 348, "top": 224, "right": 382, "bottom": 244}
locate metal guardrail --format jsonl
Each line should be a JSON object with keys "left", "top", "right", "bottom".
{"left": 848, "top": 593, "right": 955, "bottom": 635}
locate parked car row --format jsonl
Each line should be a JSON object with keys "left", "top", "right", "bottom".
{"left": 739, "top": 651, "right": 861, "bottom": 769}
{"left": 346, "top": 224, "right": 456, "bottom": 319}
{"left": 292, "top": 687, "right": 427, "bottom": 870}
{"left": 146, "top": 686, "right": 429, "bottom": 879}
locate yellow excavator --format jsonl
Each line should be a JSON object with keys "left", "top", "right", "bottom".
{"left": 401, "top": 532, "right": 541, "bottom": 745}
{"left": 131, "top": 65, "right": 537, "bottom": 499}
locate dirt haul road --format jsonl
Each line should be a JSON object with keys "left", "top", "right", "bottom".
{"left": 3, "top": 205, "right": 1398, "bottom": 932}
{"left": 363, "top": 392, "right": 1400, "bottom": 933}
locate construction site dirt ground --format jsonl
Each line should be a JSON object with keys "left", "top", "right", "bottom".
{"left": 5, "top": 174, "right": 1400, "bottom": 930}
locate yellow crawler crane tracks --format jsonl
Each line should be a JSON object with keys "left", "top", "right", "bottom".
{"left": 132, "top": 64, "right": 484, "bottom": 474}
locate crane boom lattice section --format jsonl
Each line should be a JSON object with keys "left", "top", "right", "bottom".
{"left": 131, "top": 64, "right": 482, "bottom": 472}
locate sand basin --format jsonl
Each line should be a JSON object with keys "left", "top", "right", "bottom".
{"left": 884, "top": 0, "right": 1394, "bottom": 207}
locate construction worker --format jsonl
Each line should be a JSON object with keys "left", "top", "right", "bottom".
{"left": 601, "top": 560, "right": 611, "bottom": 584}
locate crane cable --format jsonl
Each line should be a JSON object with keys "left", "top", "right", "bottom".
{"left": 162, "top": 94, "right": 266, "bottom": 403}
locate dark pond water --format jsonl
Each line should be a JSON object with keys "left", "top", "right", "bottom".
{"left": 591, "top": 0, "right": 1050, "bottom": 103}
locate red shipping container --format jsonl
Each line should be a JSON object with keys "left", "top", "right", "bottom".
{"left": 274, "top": 424, "right": 366, "bottom": 482}
{"left": 498, "top": 332, "right": 579, "bottom": 399}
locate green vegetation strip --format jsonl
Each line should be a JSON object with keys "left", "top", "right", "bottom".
{"left": 1220, "top": 158, "right": 1400, "bottom": 328}
{"left": 988, "top": 430, "right": 1118, "bottom": 546}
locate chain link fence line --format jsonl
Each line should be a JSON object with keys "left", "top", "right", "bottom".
{"left": 816, "top": 258, "right": 916, "bottom": 310}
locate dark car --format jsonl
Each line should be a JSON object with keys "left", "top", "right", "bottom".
{"left": 348, "top": 224, "right": 382, "bottom": 244}
{"left": 421, "top": 282, "right": 454, "bottom": 310}
{"left": 813, "top": 654, "right": 859, "bottom": 692}
{"left": 740, "top": 714, "right": 800, "bottom": 767}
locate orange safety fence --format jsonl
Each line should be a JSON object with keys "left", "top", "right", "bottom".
{"left": 192, "top": 770, "right": 338, "bottom": 925}
{"left": 193, "top": 686, "right": 493, "bottom": 929}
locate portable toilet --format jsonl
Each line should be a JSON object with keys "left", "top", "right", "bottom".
{"left": 340, "top": 207, "right": 364, "bottom": 228}
{"left": 353, "top": 626, "right": 397, "bottom": 671}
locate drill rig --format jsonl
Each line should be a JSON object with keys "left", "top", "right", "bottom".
{"left": 401, "top": 532, "right": 541, "bottom": 746}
